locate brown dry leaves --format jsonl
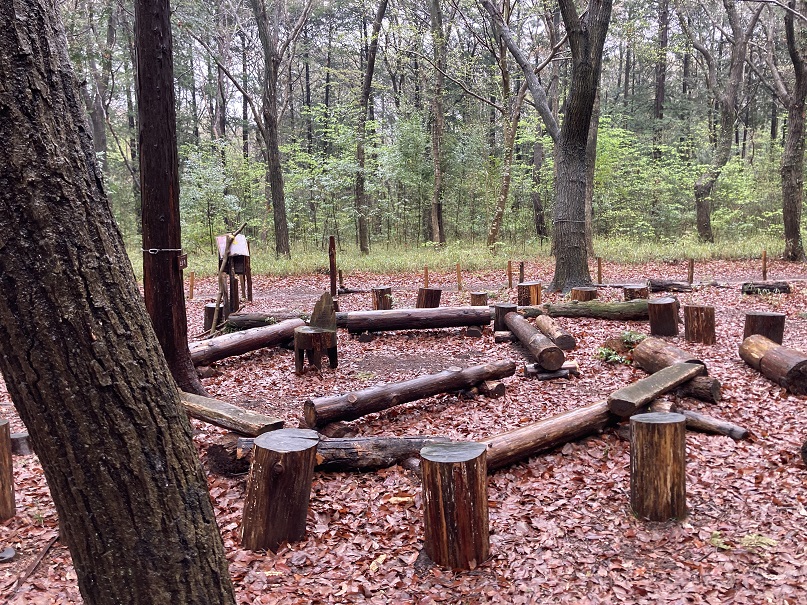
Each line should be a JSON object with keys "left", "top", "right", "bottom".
{"left": 2, "top": 259, "right": 807, "bottom": 603}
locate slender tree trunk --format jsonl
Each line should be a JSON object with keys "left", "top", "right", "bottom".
{"left": 429, "top": 0, "right": 447, "bottom": 244}
{"left": 0, "top": 1, "right": 235, "bottom": 602}
{"left": 241, "top": 30, "right": 250, "bottom": 159}
{"left": 584, "top": 89, "right": 600, "bottom": 255}
{"left": 653, "top": 0, "right": 668, "bottom": 159}
{"left": 532, "top": 123, "right": 548, "bottom": 240}
{"left": 137, "top": 0, "right": 206, "bottom": 394}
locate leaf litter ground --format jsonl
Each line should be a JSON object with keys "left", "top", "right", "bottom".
{"left": 1, "top": 259, "right": 807, "bottom": 604}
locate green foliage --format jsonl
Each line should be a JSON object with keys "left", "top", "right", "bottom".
{"left": 596, "top": 347, "right": 630, "bottom": 365}
{"left": 620, "top": 331, "right": 646, "bottom": 348}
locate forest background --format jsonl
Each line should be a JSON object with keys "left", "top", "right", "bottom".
{"left": 66, "top": 0, "right": 807, "bottom": 270}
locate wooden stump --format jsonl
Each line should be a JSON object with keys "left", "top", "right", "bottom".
{"left": 743, "top": 311, "right": 785, "bottom": 344}
{"left": 630, "top": 413, "right": 687, "bottom": 522}
{"left": 570, "top": 287, "right": 597, "bottom": 302}
{"left": 241, "top": 429, "right": 319, "bottom": 552}
{"left": 493, "top": 303, "right": 517, "bottom": 332}
{"left": 294, "top": 326, "right": 338, "bottom": 374}
{"left": 416, "top": 287, "right": 442, "bottom": 309}
{"left": 0, "top": 419, "right": 15, "bottom": 522}
{"left": 648, "top": 297, "right": 679, "bottom": 337}
{"left": 683, "top": 305, "right": 716, "bottom": 345}
{"left": 204, "top": 303, "right": 224, "bottom": 332}
{"left": 623, "top": 285, "right": 649, "bottom": 301}
{"left": 516, "top": 281, "right": 542, "bottom": 306}
{"left": 470, "top": 292, "right": 489, "bottom": 307}
{"left": 421, "top": 442, "right": 489, "bottom": 570}
{"left": 371, "top": 286, "right": 393, "bottom": 310}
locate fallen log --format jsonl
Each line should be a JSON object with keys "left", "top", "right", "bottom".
{"left": 632, "top": 337, "right": 706, "bottom": 375}
{"left": 504, "top": 312, "right": 564, "bottom": 370}
{"left": 238, "top": 435, "right": 453, "bottom": 472}
{"left": 607, "top": 363, "right": 707, "bottom": 417}
{"left": 189, "top": 318, "right": 305, "bottom": 366}
{"left": 179, "top": 391, "right": 284, "bottom": 436}
{"left": 485, "top": 401, "right": 613, "bottom": 470}
{"left": 674, "top": 376, "right": 721, "bottom": 404}
{"left": 648, "top": 279, "right": 692, "bottom": 293}
{"left": 648, "top": 402, "right": 748, "bottom": 441}
{"left": 304, "top": 360, "right": 516, "bottom": 428}
{"left": 534, "top": 315, "right": 576, "bottom": 350}
{"left": 741, "top": 281, "right": 791, "bottom": 295}
{"left": 341, "top": 306, "right": 492, "bottom": 334}
{"left": 225, "top": 311, "right": 307, "bottom": 330}
{"left": 520, "top": 299, "right": 649, "bottom": 321}
{"left": 739, "top": 334, "right": 807, "bottom": 395}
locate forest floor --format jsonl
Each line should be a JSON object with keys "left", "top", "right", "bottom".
{"left": 2, "top": 258, "right": 807, "bottom": 604}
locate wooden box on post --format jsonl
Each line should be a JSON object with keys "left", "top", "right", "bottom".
{"left": 421, "top": 442, "right": 489, "bottom": 570}
{"left": 0, "top": 419, "right": 14, "bottom": 521}
{"left": 630, "top": 413, "right": 687, "bottom": 521}
{"left": 516, "top": 281, "right": 542, "bottom": 306}
{"left": 241, "top": 429, "right": 319, "bottom": 552}
{"left": 743, "top": 311, "right": 785, "bottom": 344}
{"left": 416, "top": 287, "right": 442, "bottom": 309}
{"left": 648, "top": 297, "right": 679, "bottom": 337}
{"left": 683, "top": 305, "right": 716, "bottom": 345}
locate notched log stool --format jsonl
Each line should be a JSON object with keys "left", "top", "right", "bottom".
{"left": 294, "top": 326, "right": 337, "bottom": 374}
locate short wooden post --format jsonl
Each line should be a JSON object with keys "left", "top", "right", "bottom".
{"left": 762, "top": 249, "right": 768, "bottom": 281}
{"left": 648, "top": 297, "right": 679, "bottom": 337}
{"left": 470, "top": 292, "right": 488, "bottom": 307}
{"left": 328, "top": 235, "right": 337, "bottom": 297}
{"left": 687, "top": 258, "right": 694, "bottom": 284}
{"left": 203, "top": 303, "right": 224, "bottom": 332}
{"left": 294, "top": 326, "right": 338, "bottom": 374}
{"left": 338, "top": 269, "right": 345, "bottom": 290}
{"left": 743, "top": 311, "right": 786, "bottom": 344}
{"left": 493, "top": 303, "right": 517, "bottom": 332}
{"left": 245, "top": 241, "right": 253, "bottom": 302}
{"left": 630, "top": 413, "right": 687, "bottom": 521}
{"left": 456, "top": 263, "right": 463, "bottom": 292}
{"left": 596, "top": 257, "right": 602, "bottom": 284}
{"left": 416, "top": 287, "right": 442, "bottom": 308}
{"left": 241, "top": 429, "right": 319, "bottom": 552}
{"left": 517, "top": 281, "right": 542, "bottom": 306}
{"left": 0, "top": 419, "right": 15, "bottom": 522}
{"left": 372, "top": 286, "right": 393, "bottom": 310}
{"left": 424, "top": 265, "right": 429, "bottom": 288}
{"left": 507, "top": 260, "right": 513, "bottom": 289}
{"left": 623, "top": 285, "right": 649, "bottom": 301}
{"left": 570, "top": 287, "right": 597, "bottom": 302}
{"left": 421, "top": 442, "right": 489, "bottom": 570}
{"left": 683, "top": 305, "right": 716, "bottom": 345}
{"left": 188, "top": 271, "right": 195, "bottom": 300}
{"left": 518, "top": 261, "right": 525, "bottom": 284}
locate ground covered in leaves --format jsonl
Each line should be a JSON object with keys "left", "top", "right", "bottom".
{"left": 2, "top": 259, "right": 807, "bottom": 604}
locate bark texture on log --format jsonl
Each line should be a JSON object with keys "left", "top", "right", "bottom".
{"left": 189, "top": 318, "right": 304, "bottom": 366}
{"left": 485, "top": 401, "right": 613, "bottom": 470}
{"left": 630, "top": 413, "right": 687, "bottom": 521}
{"left": 674, "top": 376, "right": 721, "bottom": 404}
{"left": 648, "top": 297, "right": 679, "bottom": 337}
{"left": 416, "top": 287, "right": 442, "bottom": 308}
{"left": 0, "top": 419, "right": 14, "bottom": 521}
{"left": 683, "top": 305, "right": 716, "bottom": 345}
{"left": 648, "top": 279, "right": 692, "bottom": 292}
{"left": 570, "top": 287, "right": 597, "bottom": 301}
{"left": 743, "top": 311, "right": 785, "bottom": 344}
{"left": 521, "top": 299, "right": 649, "bottom": 320}
{"left": 180, "top": 391, "right": 284, "bottom": 436}
{"left": 517, "top": 281, "right": 542, "bottom": 306}
{"left": 741, "top": 281, "right": 791, "bottom": 295}
{"left": 608, "top": 363, "right": 706, "bottom": 417}
{"left": 740, "top": 335, "right": 807, "bottom": 395}
{"left": 294, "top": 326, "right": 338, "bottom": 374}
{"left": 241, "top": 429, "right": 319, "bottom": 552}
{"left": 494, "top": 304, "right": 517, "bottom": 331}
{"left": 344, "top": 307, "right": 492, "bottom": 334}
{"left": 470, "top": 292, "right": 489, "bottom": 306}
{"left": 421, "top": 442, "right": 489, "bottom": 570}
{"left": 305, "top": 360, "right": 516, "bottom": 428}
{"left": 504, "top": 313, "right": 565, "bottom": 371}
{"left": 632, "top": 337, "right": 706, "bottom": 375}
{"left": 738, "top": 334, "right": 779, "bottom": 371}
{"left": 534, "top": 315, "right": 576, "bottom": 350}
{"left": 669, "top": 406, "right": 747, "bottom": 440}
{"left": 225, "top": 311, "right": 307, "bottom": 331}
{"left": 372, "top": 287, "right": 393, "bottom": 310}
{"left": 623, "top": 286, "right": 649, "bottom": 301}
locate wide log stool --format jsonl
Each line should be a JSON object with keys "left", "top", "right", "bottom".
{"left": 648, "top": 297, "right": 679, "bottom": 336}
{"left": 470, "top": 291, "right": 489, "bottom": 306}
{"left": 371, "top": 286, "right": 393, "bottom": 310}
{"left": 623, "top": 285, "right": 649, "bottom": 301}
{"left": 241, "top": 429, "right": 319, "bottom": 552}
{"left": 416, "top": 287, "right": 442, "bottom": 308}
{"left": 683, "top": 305, "right": 716, "bottom": 345}
{"left": 294, "top": 326, "right": 337, "bottom": 374}
{"left": 516, "top": 281, "right": 542, "bottom": 306}
{"left": 630, "top": 412, "right": 687, "bottom": 521}
{"left": 570, "top": 287, "right": 597, "bottom": 302}
{"left": 743, "top": 311, "right": 785, "bottom": 344}
{"left": 421, "top": 442, "right": 489, "bottom": 570}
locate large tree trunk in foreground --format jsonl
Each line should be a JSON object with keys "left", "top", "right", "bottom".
{"left": 0, "top": 2, "right": 235, "bottom": 601}
{"left": 137, "top": 0, "right": 204, "bottom": 395}
{"left": 189, "top": 318, "right": 304, "bottom": 365}
{"left": 521, "top": 299, "right": 649, "bottom": 320}
{"left": 305, "top": 360, "right": 516, "bottom": 427}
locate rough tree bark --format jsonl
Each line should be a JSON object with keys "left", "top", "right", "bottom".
{"left": 137, "top": 0, "right": 206, "bottom": 395}
{"left": 429, "top": 0, "right": 447, "bottom": 244}
{"left": 0, "top": 1, "right": 236, "bottom": 601}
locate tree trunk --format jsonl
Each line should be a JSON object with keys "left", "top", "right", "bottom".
{"left": 504, "top": 313, "right": 565, "bottom": 370}
{"left": 739, "top": 334, "right": 807, "bottom": 395}
{"left": 137, "top": 0, "right": 204, "bottom": 395}
{"left": 189, "top": 318, "right": 304, "bottom": 366}
{"left": 343, "top": 307, "right": 492, "bottom": 334}
{"left": 0, "top": 1, "right": 235, "bottom": 600}
{"left": 429, "top": 0, "right": 447, "bottom": 244}
{"left": 534, "top": 315, "right": 576, "bottom": 350}
{"left": 584, "top": 90, "right": 600, "bottom": 255}
{"left": 305, "top": 361, "right": 516, "bottom": 427}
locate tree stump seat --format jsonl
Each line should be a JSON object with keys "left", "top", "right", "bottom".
{"left": 294, "top": 326, "right": 338, "bottom": 374}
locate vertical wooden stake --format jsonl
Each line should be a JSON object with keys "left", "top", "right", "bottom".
{"left": 424, "top": 265, "right": 429, "bottom": 288}
{"left": 245, "top": 240, "right": 253, "bottom": 302}
{"left": 456, "top": 262, "right": 463, "bottom": 292}
{"left": 762, "top": 249, "right": 768, "bottom": 281}
{"left": 188, "top": 271, "right": 195, "bottom": 300}
{"left": 328, "top": 235, "right": 337, "bottom": 297}
{"left": 507, "top": 260, "right": 513, "bottom": 289}
{"left": 338, "top": 269, "right": 344, "bottom": 290}
{"left": 0, "top": 419, "right": 14, "bottom": 522}
{"left": 597, "top": 257, "right": 602, "bottom": 285}
{"left": 518, "top": 261, "right": 525, "bottom": 284}
{"left": 687, "top": 258, "right": 694, "bottom": 285}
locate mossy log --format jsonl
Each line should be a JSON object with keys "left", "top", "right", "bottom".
{"left": 520, "top": 299, "right": 649, "bottom": 321}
